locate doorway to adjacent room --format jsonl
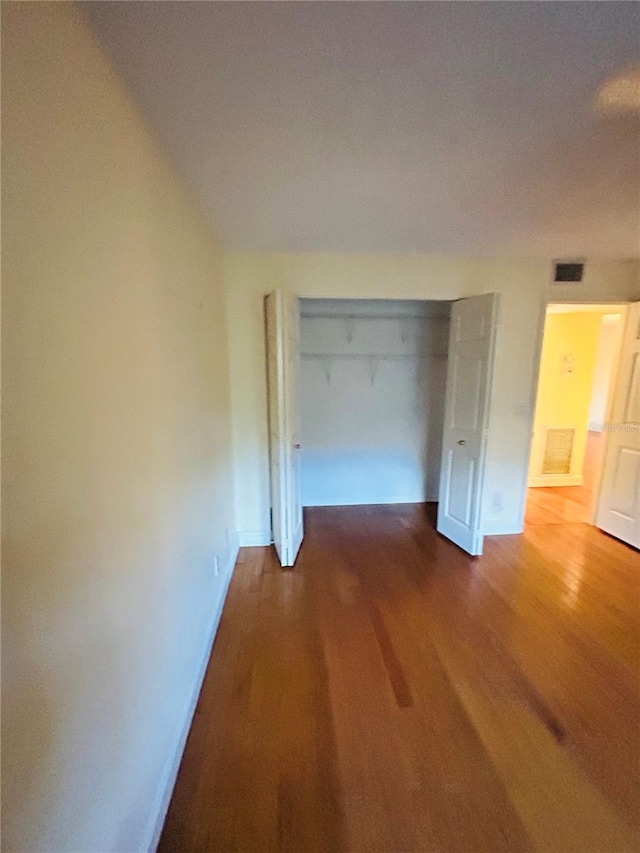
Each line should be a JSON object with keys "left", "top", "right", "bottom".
{"left": 526, "top": 303, "right": 626, "bottom": 527}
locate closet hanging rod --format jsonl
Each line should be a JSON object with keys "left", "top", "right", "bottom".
{"left": 302, "top": 313, "right": 450, "bottom": 322}
{"left": 300, "top": 352, "right": 447, "bottom": 360}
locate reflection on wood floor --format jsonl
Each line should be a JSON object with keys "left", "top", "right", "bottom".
{"left": 160, "top": 502, "right": 640, "bottom": 853}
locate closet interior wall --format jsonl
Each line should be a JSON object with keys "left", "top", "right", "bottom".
{"left": 300, "top": 299, "right": 452, "bottom": 507}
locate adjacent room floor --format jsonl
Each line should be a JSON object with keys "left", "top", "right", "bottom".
{"left": 526, "top": 431, "right": 606, "bottom": 526}
{"left": 160, "top": 504, "right": 640, "bottom": 852}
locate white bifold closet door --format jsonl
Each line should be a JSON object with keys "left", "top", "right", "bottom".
{"left": 265, "top": 291, "right": 304, "bottom": 567}
{"left": 596, "top": 302, "right": 640, "bottom": 549}
{"left": 437, "top": 293, "right": 499, "bottom": 556}
{"left": 266, "top": 289, "right": 498, "bottom": 562}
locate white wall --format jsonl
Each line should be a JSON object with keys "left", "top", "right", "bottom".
{"left": 300, "top": 299, "right": 450, "bottom": 506}
{"left": 2, "top": 5, "right": 236, "bottom": 851}
{"left": 529, "top": 311, "right": 604, "bottom": 486}
{"left": 225, "top": 253, "right": 639, "bottom": 543}
{"left": 589, "top": 314, "right": 624, "bottom": 426}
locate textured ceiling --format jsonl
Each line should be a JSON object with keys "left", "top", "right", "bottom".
{"left": 85, "top": 2, "right": 640, "bottom": 257}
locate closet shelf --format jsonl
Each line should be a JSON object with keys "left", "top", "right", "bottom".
{"left": 302, "top": 313, "right": 449, "bottom": 322}
{"left": 302, "top": 313, "right": 449, "bottom": 346}
{"left": 301, "top": 352, "right": 447, "bottom": 360}
{"left": 301, "top": 351, "right": 447, "bottom": 386}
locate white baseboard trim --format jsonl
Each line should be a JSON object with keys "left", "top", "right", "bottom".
{"left": 144, "top": 537, "right": 239, "bottom": 852}
{"left": 238, "top": 529, "right": 272, "bottom": 547}
{"left": 483, "top": 520, "right": 524, "bottom": 536}
{"left": 529, "top": 474, "right": 583, "bottom": 488}
{"left": 303, "top": 495, "right": 435, "bottom": 508}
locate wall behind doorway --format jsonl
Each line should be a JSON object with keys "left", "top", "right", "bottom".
{"left": 589, "top": 314, "right": 624, "bottom": 426}
{"left": 529, "top": 312, "right": 603, "bottom": 485}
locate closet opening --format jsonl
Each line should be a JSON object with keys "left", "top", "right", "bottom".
{"left": 299, "top": 298, "right": 453, "bottom": 511}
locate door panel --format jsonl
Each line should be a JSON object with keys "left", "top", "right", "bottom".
{"left": 609, "top": 448, "right": 639, "bottom": 519}
{"left": 451, "top": 356, "right": 483, "bottom": 432}
{"left": 596, "top": 303, "right": 640, "bottom": 549}
{"left": 437, "top": 293, "right": 499, "bottom": 556}
{"left": 265, "top": 291, "right": 304, "bottom": 567}
{"left": 447, "top": 452, "right": 476, "bottom": 525}
{"left": 286, "top": 294, "right": 304, "bottom": 560}
{"left": 624, "top": 353, "right": 640, "bottom": 422}
{"left": 265, "top": 293, "right": 285, "bottom": 562}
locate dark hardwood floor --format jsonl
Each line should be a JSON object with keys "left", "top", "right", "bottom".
{"left": 159, "top": 504, "right": 640, "bottom": 852}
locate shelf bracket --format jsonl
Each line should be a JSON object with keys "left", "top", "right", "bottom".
{"left": 322, "top": 357, "right": 333, "bottom": 386}
{"left": 368, "top": 357, "right": 381, "bottom": 386}
{"left": 345, "top": 316, "right": 355, "bottom": 345}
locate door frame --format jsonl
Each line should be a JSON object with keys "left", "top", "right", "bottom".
{"left": 519, "top": 297, "right": 630, "bottom": 529}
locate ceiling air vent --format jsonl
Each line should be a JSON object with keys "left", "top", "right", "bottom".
{"left": 553, "top": 261, "right": 584, "bottom": 283}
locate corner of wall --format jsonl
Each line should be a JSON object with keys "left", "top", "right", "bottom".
{"left": 238, "top": 530, "right": 273, "bottom": 547}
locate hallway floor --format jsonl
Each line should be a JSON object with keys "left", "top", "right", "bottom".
{"left": 526, "top": 484, "right": 594, "bottom": 525}
{"left": 160, "top": 504, "right": 640, "bottom": 852}
{"left": 526, "top": 431, "right": 605, "bottom": 526}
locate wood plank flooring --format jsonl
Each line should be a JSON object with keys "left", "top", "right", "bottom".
{"left": 526, "top": 485, "right": 594, "bottom": 525}
{"left": 159, "top": 504, "right": 640, "bottom": 852}
{"left": 526, "top": 431, "right": 605, "bottom": 526}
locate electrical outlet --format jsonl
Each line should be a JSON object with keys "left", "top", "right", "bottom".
{"left": 213, "top": 556, "right": 220, "bottom": 577}
{"left": 492, "top": 492, "right": 504, "bottom": 512}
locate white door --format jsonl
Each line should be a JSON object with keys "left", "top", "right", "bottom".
{"left": 596, "top": 302, "right": 640, "bottom": 549}
{"left": 437, "top": 293, "right": 499, "bottom": 556}
{"left": 265, "top": 291, "right": 304, "bottom": 566}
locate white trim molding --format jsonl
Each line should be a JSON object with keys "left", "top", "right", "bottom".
{"left": 483, "top": 520, "right": 525, "bottom": 536}
{"left": 237, "top": 529, "right": 273, "bottom": 547}
{"left": 529, "top": 474, "right": 584, "bottom": 488}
